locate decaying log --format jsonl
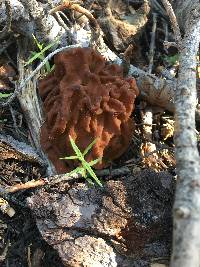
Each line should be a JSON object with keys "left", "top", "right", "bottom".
{"left": 0, "top": 166, "right": 131, "bottom": 194}
{"left": 28, "top": 169, "right": 175, "bottom": 267}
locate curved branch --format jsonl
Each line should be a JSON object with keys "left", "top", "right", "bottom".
{"left": 161, "top": 0, "right": 182, "bottom": 48}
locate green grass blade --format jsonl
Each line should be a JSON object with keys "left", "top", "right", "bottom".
{"left": 83, "top": 139, "right": 97, "bottom": 156}
{"left": 45, "top": 60, "right": 51, "bottom": 72}
{"left": 32, "top": 34, "right": 43, "bottom": 50}
{"left": 83, "top": 162, "right": 102, "bottom": 187}
{"left": 25, "top": 51, "right": 44, "bottom": 66}
{"left": 30, "top": 51, "right": 38, "bottom": 56}
{"left": 25, "top": 40, "right": 58, "bottom": 66}
{"left": 36, "top": 54, "right": 44, "bottom": 60}
{"left": 63, "top": 136, "right": 103, "bottom": 186}
{"left": 39, "top": 40, "right": 58, "bottom": 56}
{"left": 88, "top": 158, "right": 102, "bottom": 167}
{"left": 60, "top": 155, "right": 78, "bottom": 160}
{"left": 69, "top": 135, "right": 84, "bottom": 159}
{"left": 36, "top": 53, "right": 51, "bottom": 72}
{"left": 80, "top": 168, "right": 87, "bottom": 177}
{"left": 85, "top": 177, "right": 94, "bottom": 185}
{"left": 28, "top": 53, "right": 51, "bottom": 73}
{"left": 50, "top": 64, "right": 55, "bottom": 71}
{"left": 0, "top": 92, "right": 12, "bottom": 98}
{"left": 68, "top": 166, "right": 83, "bottom": 176}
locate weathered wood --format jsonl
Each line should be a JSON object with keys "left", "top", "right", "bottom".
{"left": 172, "top": 0, "right": 200, "bottom": 31}
{"left": 28, "top": 169, "right": 175, "bottom": 267}
{"left": 164, "top": 1, "right": 200, "bottom": 266}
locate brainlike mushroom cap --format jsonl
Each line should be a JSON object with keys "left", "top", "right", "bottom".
{"left": 39, "top": 47, "right": 139, "bottom": 173}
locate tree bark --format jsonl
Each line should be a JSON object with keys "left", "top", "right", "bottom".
{"left": 0, "top": 0, "right": 66, "bottom": 44}
{"left": 168, "top": 1, "right": 200, "bottom": 266}
{"left": 172, "top": 0, "right": 199, "bottom": 31}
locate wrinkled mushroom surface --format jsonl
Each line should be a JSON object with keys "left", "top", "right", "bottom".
{"left": 39, "top": 47, "right": 138, "bottom": 173}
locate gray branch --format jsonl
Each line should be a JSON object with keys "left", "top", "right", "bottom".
{"left": 168, "top": 1, "right": 200, "bottom": 267}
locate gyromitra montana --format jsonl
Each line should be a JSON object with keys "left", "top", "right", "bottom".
{"left": 39, "top": 47, "right": 139, "bottom": 173}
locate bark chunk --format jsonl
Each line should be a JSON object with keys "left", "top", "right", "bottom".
{"left": 27, "top": 169, "right": 174, "bottom": 266}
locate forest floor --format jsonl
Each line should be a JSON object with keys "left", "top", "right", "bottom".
{"left": 0, "top": 0, "right": 199, "bottom": 266}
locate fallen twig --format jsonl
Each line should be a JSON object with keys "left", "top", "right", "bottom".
{"left": 148, "top": 13, "right": 157, "bottom": 74}
{"left": 50, "top": 1, "right": 99, "bottom": 31}
{"left": 5, "top": 179, "right": 48, "bottom": 193}
{"left": 0, "top": 167, "right": 131, "bottom": 194}
{"left": 161, "top": 0, "right": 182, "bottom": 48}
{"left": 151, "top": 0, "right": 167, "bottom": 18}
{"left": 161, "top": 1, "right": 200, "bottom": 266}
{"left": 163, "top": 41, "right": 177, "bottom": 50}
{"left": 142, "top": 11, "right": 158, "bottom": 167}
{"left": 121, "top": 44, "right": 134, "bottom": 76}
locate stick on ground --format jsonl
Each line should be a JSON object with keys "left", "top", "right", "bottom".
{"left": 161, "top": 1, "right": 200, "bottom": 266}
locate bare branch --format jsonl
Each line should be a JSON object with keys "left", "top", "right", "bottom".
{"left": 148, "top": 13, "right": 157, "bottom": 73}
{"left": 161, "top": 0, "right": 182, "bottom": 48}
{"left": 1, "top": 167, "right": 131, "bottom": 193}
{"left": 169, "top": 7, "right": 200, "bottom": 267}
